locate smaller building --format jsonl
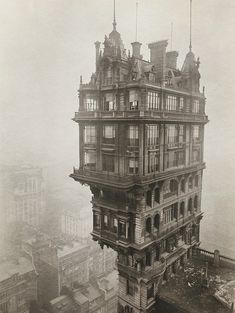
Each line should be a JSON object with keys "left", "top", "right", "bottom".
{"left": 23, "top": 237, "right": 90, "bottom": 305}
{"left": 0, "top": 256, "right": 37, "bottom": 313}
{"left": 49, "top": 270, "right": 118, "bottom": 313}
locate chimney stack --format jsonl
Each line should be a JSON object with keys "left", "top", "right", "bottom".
{"left": 94, "top": 41, "right": 101, "bottom": 71}
{"left": 166, "top": 51, "right": 179, "bottom": 69}
{"left": 148, "top": 40, "right": 168, "bottom": 83}
{"left": 131, "top": 42, "right": 142, "bottom": 59}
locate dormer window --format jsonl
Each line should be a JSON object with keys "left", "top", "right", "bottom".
{"left": 129, "top": 90, "right": 139, "bottom": 110}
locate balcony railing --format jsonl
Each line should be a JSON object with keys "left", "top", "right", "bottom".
{"left": 73, "top": 110, "right": 208, "bottom": 123}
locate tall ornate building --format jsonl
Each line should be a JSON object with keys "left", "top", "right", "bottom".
{"left": 71, "top": 4, "right": 208, "bottom": 312}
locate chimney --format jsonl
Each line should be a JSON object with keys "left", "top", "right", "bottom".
{"left": 166, "top": 51, "right": 179, "bottom": 69}
{"left": 94, "top": 41, "right": 101, "bottom": 71}
{"left": 131, "top": 42, "right": 142, "bottom": 59}
{"left": 148, "top": 40, "right": 168, "bottom": 83}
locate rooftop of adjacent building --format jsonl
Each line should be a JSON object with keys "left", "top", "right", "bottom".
{"left": 159, "top": 257, "right": 235, "bottom": 313}
{"left": 57, "top": 240, "right": 89, "bottom": 258}
{"left": 0, "top": 255, "right": 35, "bottom": 282}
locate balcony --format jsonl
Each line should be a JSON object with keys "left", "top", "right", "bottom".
{"left": 70, "top": 163, "right": 206, "bottom": 189}
{"left": 73, "top": 110, "right": 208, "bottom": 123}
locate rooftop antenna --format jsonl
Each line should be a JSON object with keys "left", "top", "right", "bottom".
{"left": 189, "top": 0, "right": 192, "bottom": 51}
{"left": 113, "top": 0, "right": 117, "bottom": 30}
{"left": 135, "top": 2, "right": 139, "bottom": 41}
{"left": 170, "top": 22, "right": 173, "bottom": 50}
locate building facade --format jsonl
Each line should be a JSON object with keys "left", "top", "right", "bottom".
{"left": 71, "top": 11, "right": 208, "bottom": 313}
{"left": 0, "top": 165, "right": 45, "bottom": 230}
{"left": 0, "top": 256, "right": 37, "bottom": 313}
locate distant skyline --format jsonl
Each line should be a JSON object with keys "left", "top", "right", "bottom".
{"left": 0, "top": 0, "right": 235, "bottom": 256}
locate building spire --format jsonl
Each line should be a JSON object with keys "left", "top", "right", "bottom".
{"left": 113, "top": 0, "right": 117, "bottom": 30}
{"left": 189, "top": 0, "right": 192, "bottom": 52}
{"left": 135, "top": 2, "right": 138, "bottom": 41}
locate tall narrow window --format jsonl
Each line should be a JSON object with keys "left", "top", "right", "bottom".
{"left": 103, "top": 125, "right": 115, "bottom": 144}
{"left": 179, "top": 97, "right": 184, "bottom": 111}
{"left": 147, "top": 92, "right": 160, "bottom": 110}
{"left": 147, "top": 284, "right": 154, "bottom": 300}
{"left": 84, "top": 150, "right": 96, "bottom": 170}
{"left": 147, "top": 124, "right": 159, "bottom": 146}
{"left": 179, "top": 125, "right": 185, "bottom": 144}
{"left": 166, "top": 95, "right": 177, "bottom": 111}
{"left": 192, "top": 125, "right": 200, "bottom": 141}
{"left": 148, "top": 152, "right": 159, "bottom": 173}
{"left": 192, "top": 99, "right": 200, "bottom": 113}
{"left": 126, "top": 280, "right": 134, "bottom": 296}
{"left": 84, "top": 94, "right": 98, "bottom": 111}
{"left": 166, "top": 124, "right": 178, "bottom": 145}
{"left": 128, "top": 158, "right": 139, "bottom": 174}
{"left": 128, "top": 125, "right": 139, "bottom": 146}
{"left": 84, "top": 125, "right": 96, "bottom": 144}
{"left": 103, "top": 215, "right": 108, "bottom": 227}
{"left": 94, "top": 213, "right": 100, "bottom": 228}
{"left": 104, "top": 93, "right": 116, "bottom": 111}
{"left": 129, "top": 90, "right": 139, "bottom": 110}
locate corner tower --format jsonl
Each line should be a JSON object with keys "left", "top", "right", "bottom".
{"left": 71, "top": 3, "right": 208, "bottom": 313}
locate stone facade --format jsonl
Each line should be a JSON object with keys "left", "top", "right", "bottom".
{"left": 71, "top": 11, "right": 207, "bottom": 313}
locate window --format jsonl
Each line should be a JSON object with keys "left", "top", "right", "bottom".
{"left": 146, "top": 252, "right": 152, "bottom": 266}
{"left": 129, "top": 90, "right": 139, "bottom": 110}
{"left": 102, "top": 154, "right": 114, "bottom": 172}
{"left": 84, "top": 150, "right": 96, "bottom": 170}
{"left": 103, "top": 125, "right": 115, "bottom": 144}
{"left": 104, "top": 93, "right": 116, "bottom": 111}
{"left": 188, "top": 198, "right": 193, "bottom": 213}
{"left": 154, "top": 188, "right": 160, "bottom": 203}
{"left": 180, "top": 202, "right": 185, "bottom": 217}
{"left": 177, "top": 151, "right": 185, "bottom": 166}
{"left": 192, "top": 125, "right": 200, "bottom": 141}
{"left": 166, "top": 124, "right": 178, "bottom": 145}
{"left": 181, "top": 179, "right": 185, "bottom": 193}
{"left": 147, "top": 284, "right": 154, "bottom": 300}
{"left": 146, "top": 190, "right": 152, "bottom": 207}
{"left": 148, "top": 152, "right": 159, "bottom": 173}
{"left": 103, "top": 215, "right": 108, "bottom": 227}
{"left": 166, "top": 95, "right": 177, "bottom": 111}
{"left": 192, "top": 99, "right": 200, "bottom": 113}
{"left": 195, "top": 175, "right": 199, "bottom": 187}
{"left": 188, "top": 176, "right": 193, "bottom": 189}
{"left": 128, "top": 125, "right": 139, "bottom": 146}
{"left": 147, "top": 124, "right": 159, "bottom": 145}
{"left": 179, "top": 125, "right": 185, "bottom": 143}
{"left": 194, "top": 195, "right": 198, "bottom": 209}
{"left": 113, "top": 218, "right": 118, "bottom": 232}
{"left": 84, "top": 125, "right": 96, "bottom": 144}
{"left": 179, "top": 97, "right": 184, "bottom": 111}
{"left": 154, "top": 214, "right": 160, "bottom": 229}
{"left": 128, "top": 158, "right": 138, "bottom": 174}
{"left": 192, "top": 148, "right": 200, "bottom": 163}
{"left": 147, "top": 92, "right": 160, "bottom": 110}
{"left": 126, "top": 280, "right": 134, "bottom": 296}
{"left": 145, "top": 218, "right": 152, "bottom": 233}
{"left": 94, "top": 214, "right": 100, "bottom": 228}
{"left": 163, "top": 204, "right": 177, "bottom": 224}
{"left": 119, "top": 221, "right": 126, "bottom": 238}
{"left": 84, "top": 94, "right": 98, "bottom": 111}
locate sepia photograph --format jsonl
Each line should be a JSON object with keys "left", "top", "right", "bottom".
{"left": 0, "top": 0, "right": 235, "bottom": 312}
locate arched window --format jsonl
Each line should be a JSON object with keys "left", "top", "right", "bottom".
{"left": 146, "top": 217, "right": 152, "bottom": 234}
{"left": 154, "top": 188, "right": 160, "bottom": 203}
{"left": 180, "top": 202, "right": 185, "bottom": 217}
{"left": 154, "top": 214, "right": 160, "bottom": 229}
{"left": 181, "top": 179, "right": 185, "bottom": 193}
{"left": 194, "top": 195, "right": 198, "bottom": 209}
{"left": 146, "top": 251, "right": 151, "bottom": 266}
{"left": 188, "top": 198, "right": 193, "bottom": 213}
{"left": 146, "top": 190, "right": 152, "bottom": 207}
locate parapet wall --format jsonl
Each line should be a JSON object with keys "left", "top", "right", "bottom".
{"left": 193, "top": 248, "right": 235, "bottom": 270}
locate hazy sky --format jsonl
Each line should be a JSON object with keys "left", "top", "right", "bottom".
{"left": 1, "top": 0, "right": 235, "bottom": 255}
